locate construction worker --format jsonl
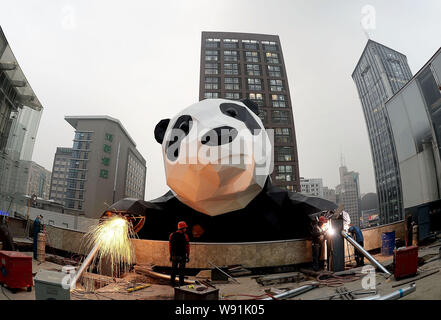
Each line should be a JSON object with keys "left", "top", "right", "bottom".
{"left": 169, "top": 221, "right": 190, "bottom": 287}
{"left": 348, "top": 224, "right": 364, "bottom": 267}
{"left": 311, "top": 216, "right": 327, "bottom": 271}
{"left": 32, "top": 215, "right": 43, "bottom": 259}
{"left": 0, "top": 215, "right": 15, "bottom": 251}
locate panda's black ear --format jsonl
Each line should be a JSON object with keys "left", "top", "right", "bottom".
{"left": 241, "top": 98, "right": 259, "bottom": 116}
{"left": 154, "top": 119, "right": 170, "bottom": 144}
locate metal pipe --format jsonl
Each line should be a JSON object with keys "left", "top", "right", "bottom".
{"left": 341, "top": 231, "right": 391, "bottom": 276}
{"left": 70, "top": 242, "right": 100, "bottom": 290}
{"left": 378, "top": 283, "right": 416, "bottom": 300}
{"left": 261, "top": 284, "right": 316, "bottom": 300}
{"left": 356, "top": 283, "right": 416, "bottom": 300}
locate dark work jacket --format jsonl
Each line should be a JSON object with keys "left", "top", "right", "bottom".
{"left": 169, "top": 231, "right": 190, "bottom": 257}
{"left": 349, "top": 226, "right": 364, "bottom": 242}
{"left": 33, "top": 218, "right": 41, "bottom": 236}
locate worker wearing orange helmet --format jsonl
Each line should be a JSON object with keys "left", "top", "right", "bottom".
{"left": 169, "top": 221, "right": 190, "bottom": 287}
{"left": 311, "top": 215, "right": 327, "bottom": 271}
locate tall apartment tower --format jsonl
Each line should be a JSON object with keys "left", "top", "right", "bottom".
{"left": 199, "top": 31, "right": 300, "bottom": 192}
{"left": 352, "top": 40, "right": 413, "bottom": 224}
{"left": 64, "top": 116, "right": 147, "bottom": 219}
{"left": 49, "top": 147, "right": 73, "bottom": 204}
{"left": 336, "top": 165, "right": 361, "bottom": 227}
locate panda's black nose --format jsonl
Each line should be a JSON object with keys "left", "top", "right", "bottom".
{"left": 201, "top": 126, "right": 238, "bottom": 146}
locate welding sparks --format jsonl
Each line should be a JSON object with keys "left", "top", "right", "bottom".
{"left": 82, "top": 215, "right": 136, "bottom": 278}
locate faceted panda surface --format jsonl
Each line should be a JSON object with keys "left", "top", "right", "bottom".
{"left": 161, "top": 99, "right": 273, "bottom": 216}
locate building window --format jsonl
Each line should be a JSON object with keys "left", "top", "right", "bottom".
{"left": 224, "top": 63, "right": 239, "bottom": 75}
{"left": 247, "top": 78, "right": 262, "bottom": 91}
{"left": 225, "top": 92, "right": 241, "bottom": 100}
{"left": 275, "top": 165, "right": 293, "bottom": 181}
{"left": 269, "top": 79, "right": 284, "bottom": 92}
{"left": 262, "top": 41, "right": 278, "bottom": 51}
{"left": 223, "top": 50, "right": 238, "bottom": 62}
{"left": 271, "top": 94, "right": 286, "bottom": 108}
{"left": 205, "top": 76, "right": 219, "bottom": 90}
{"left": 275, "top": 146, "right": 293, "bottom": 162}
{"left": 246, "top": 64, "right": 260, "bottom": 76}
{"left": 205, "top": 50, "right": 219, "bottom": 61}
{"left": 248, "top": 93, "right": 264, "bottom": 107}
{"left": 205, "top": 38, "right": 220, "bottom": 48}
{"left": 267, "top": 65, "right": 282, "bottom": 77}
{"left": 205, "top": 62, "right": 219, "bottom": 75}
{"left": 223, "top": 39, "right": 238, "bottom": 49}
{"left": 271, "top": 110, "right": 290, "bottom": 124}
{"left": 245, "top": 51, "right": 259, "bottom": 63}
{"left": 242, "top": 40, "right": 259, "bottom": 50}
{"left": 224, "top": 77, "right": 240, "bottom": 90}
{"left": 275, "top": 128, "right": 292, "bottom": 143}
{"left": 266, "top": 52, "right": 279, "bottom": 64}
{"left": 204, "top": 92, "right": 219, "bottom": 99}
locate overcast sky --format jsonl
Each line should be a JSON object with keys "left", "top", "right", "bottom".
{"left": 1, "top": 0, "right": 440, "bottom": 200}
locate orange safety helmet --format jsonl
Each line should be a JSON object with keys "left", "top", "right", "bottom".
{"left": 178, "top": 221, "right": 188, "bottom": 230}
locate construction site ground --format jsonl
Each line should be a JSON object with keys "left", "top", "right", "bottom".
{"left": 1, "top": 239, "right": 440, "bottom": 301}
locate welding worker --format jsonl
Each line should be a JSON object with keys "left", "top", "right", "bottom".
{"left": 348, "top": 224, "right": 364, "bottom": 267}
{"left": 311, "top": 216, "right": 327, "bottom": 271}
{"left": 0, "top": 215, "right": 15, "bottom": 251}
{"left": 32, "top": 215, "right": 43, "bottom": 259}
{"left": 169, "top": 221, "right": 190, "bottom": 287}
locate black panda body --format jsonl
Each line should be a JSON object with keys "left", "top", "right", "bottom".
{"left": 114, "top": 180, "right": 335, "bottom": 242}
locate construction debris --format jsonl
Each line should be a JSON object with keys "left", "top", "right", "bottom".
{"left": 226, "top": 265, "right": 252, "bottom": 277}
{"left": 256, "top": 272, "right": 305, "bottom": 286}
{"left": 134, "top": 264, "right": 195, "bottom": 285}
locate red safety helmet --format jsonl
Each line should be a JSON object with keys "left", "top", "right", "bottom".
{"left": 178, "top": 221, "right": 188, "bottom": 230}
{"left": 319, "top": 216, "right": 328, "bottom": 224}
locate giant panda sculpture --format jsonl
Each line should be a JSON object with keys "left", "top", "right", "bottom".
{"left": 106, "top": 99, "right": 337, "bottom": 242}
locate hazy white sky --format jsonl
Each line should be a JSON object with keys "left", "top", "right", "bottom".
{"left": 1, "top": 0, "right": 440, "bottom": 200}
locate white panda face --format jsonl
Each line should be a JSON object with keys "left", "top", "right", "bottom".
{"left": 156, "top": 99, "right": 273, "bottom": 216}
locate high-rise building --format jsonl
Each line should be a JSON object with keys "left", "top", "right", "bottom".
{"left": 385, "top": 47, "right": 441, "bottom": 238}
{"left": 0, "top": 26, "right": 43, "bottom": 214}
{"left": 199, "top": 32, "right": 300, "bottom": 192}
{"left": 300, "top": 177, "right": 323, "bottom": 197}
{"left": 49, "top": 147, "right": 72, "bottom": 204}
{"left": 352, "top": 40, "right": 413, "bottom": 224}
{"left": 336, "top": 165, "right": 361, "bottom": 227}
{"left": 24, "top": 161, "right": 51, "bottom": 199}
{"left": 323, "top": 186, "right": 337, "bottom": 204}
{"left": 64, "top": 116, "right": 147, "bottom": 218}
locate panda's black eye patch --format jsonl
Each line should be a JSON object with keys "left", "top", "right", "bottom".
{"left": 166, "top": 115, "right": 193, "bottom": 161}
{"left": 226, "top": 108, "right": 238, "bottom": 118}
{"left": 220, "top": 103, "right": 261, "bottom": 135}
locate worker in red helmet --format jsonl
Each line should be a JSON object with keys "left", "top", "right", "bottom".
{"left": 169, "top": 221, "right": 190, "bottom": 287}
{"left": 311, "top": 215, "right": 327, "bottom": 271}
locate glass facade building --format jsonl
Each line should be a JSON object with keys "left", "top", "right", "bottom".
{"left": 199, "top": 32, "right": 300, "bottom": 191}
{"left": 352, "top": 40, "right": 413, "bottom": 224}
{"left": 0, "top": 26, "right": 43, "bottom": 215}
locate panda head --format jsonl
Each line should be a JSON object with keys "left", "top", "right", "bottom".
{"left": 154, "top": 98, "right": 273, "bottom": 216}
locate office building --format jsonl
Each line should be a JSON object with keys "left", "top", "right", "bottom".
{"left": 352, "top": 40, "right": 413, "bottom": 224}
{"left": 300, "top": 177, "right": 323, "bottom": 197}
{"left": 323, "top": 186, "right": 337, "bottom": 204}
{"left": 49, "top": 147, "right": 72, "bottom": 204}
{"left": 385, "top": 47, "right": 441, "bottom": 238}
{"left": 199, "top": 31, "right": 300, "bottom": 192}
{"left": 336, "top": 165, "right": 361, "bottom": 227}
{"left": 64, "top": 116, "right": 146, "bottom": 218}
{"left": 0, "top": 26, "right": 43, "bottom": 214}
